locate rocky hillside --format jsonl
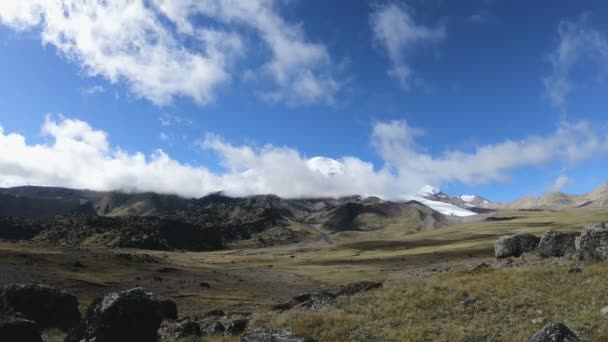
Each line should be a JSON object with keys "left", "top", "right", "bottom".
{"left": 0, "top": 186, "right": 468, "bottom": 251}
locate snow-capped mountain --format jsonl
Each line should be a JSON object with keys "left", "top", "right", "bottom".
{"left": 417, "top": 185, "right": 492, "bottom": 213}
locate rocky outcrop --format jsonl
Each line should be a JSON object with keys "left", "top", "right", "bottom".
{"left": 225, "top": 318, "right": 249, "bottom": 336}
{"left": 65, "top": 288, "right": 163, "bottom": 342}
{"left": 242, "top": 328, "right": 315, "bottom": 342}
{"left": 273, "top": 281, "right": 383, "bottom": 312}
{"left": 0, "top": 284, "right": 81, "bottom": 331}
{"left": 0, "top": 316, "right": 43, "bottom": 342}
{"left": 494, "top": 233, "right": 540, "bottom": 258}
{"left": 578, "top": 223, "right": 608, "bottom": 261}
{"left": 174, "top": 319, "right": 201, "bottom": 337}
{"left": 537, "top": 230, "right": 576, "bottom": 257}
{"left": 529, "top": 322, "right": 579, "bottom": 342}
{"left": 335, "top": 281, "right": 383, "bottom": 296}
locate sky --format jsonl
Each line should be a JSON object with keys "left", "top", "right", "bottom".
{"left": 0, "top": 0, "right": 607, "bottom": 202}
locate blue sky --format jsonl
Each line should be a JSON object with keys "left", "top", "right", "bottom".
{"left": 0, "top": 0, "right": 607, "bottom": 201}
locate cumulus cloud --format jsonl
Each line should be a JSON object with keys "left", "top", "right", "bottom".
{"left": 544, "top": 17, "right": 608, "bottom": 109}
{"left": 0, "top": 0, "right": 340, "bottom": 106}
{"left": 550, "top": 175, "right": 570, "bottom": 192}
{"left": 1, "top": 116, "right": 607, "bottom": 199}
{"left": 370, "top": 3, "right": 445, "bottom": 89}
{"left": 372, "top": 120, "right": 608, "bottom": 187}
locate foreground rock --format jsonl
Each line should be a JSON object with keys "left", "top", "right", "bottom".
{"left": 159, "top": 299, "right": 178, "bottom": 320}
{"left": 273, "top": 281, "right": 383, "bottom": 312}
{"left": 529, "top": 322, "right": 579, "bottom": 341}
{"left": 0, "top": 316, "right": 43, "bottom": 342}
{"left": 243, "top": 328, "right": 314, "bottom": 342}
{"left": 538, "top": 230, "right": 576, "bottom": 257}
{"left": 578, "top": 223, "right": 608, "bottom": 261}
{"left": 0, "top": 283, "right": 81, "bottom": 331}
{"left": 66, "top": 288, "right": 163, "bottom": 342}
{"left": 494, "top": 233, "right": 540, "bottom": 258}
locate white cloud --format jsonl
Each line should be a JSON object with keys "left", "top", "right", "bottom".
{"left": 159, "top": 113, "right": 192, "bottom": 127}
{"left": 156, "top": 0, "right": 342, "bottom": 105}
{"left": 544, "top": 17, "right": 608, "bottom": 108}
{"left": 81, "top": 85, "right": 105, "bottom": 96}
{"left": 0, "top": 0, "right": 340, "bottom": 106}
{"left": 159, "top": 132, "right": 169, "bottom": 143}
{"left": 550, "top": 175, "right": 570, "bottom": 192}
{"left": 371, "top": 120, "right": 608, "bottom": 187}
{"left": 370, "top": 3, "right": 445, "bottom": 89}
{"left": 0, "top": 116, "right": 606, "bottom": 200}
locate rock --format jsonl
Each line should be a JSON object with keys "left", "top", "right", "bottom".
{"left": 600, "top": 306, "right": 608, "bottom": 317}
{"left": 0, "top": 316, "right": 43, "bottom": 342}
{"left": 201, "top": 320, "right": 225, "bottom": 336}
{"left": 175, "top": 320, "right": 201, "bottom": 337}
{"left": 537, "top": 230, "right": 576, "bottom": 257}
{"left": 334, "top": 281, "right": 382, "bottom": 296}
{"left": 494, "top": 233, "right": 540, "bottom": 258}
{"left": 529, "top": 322, "right": 579, "bottom": 342}
{"left": 242, "top": 328, "right": 315, "bottom": 342}
{"left": 460, "top": 297, "right": 477, "bottom": 307}
{"left": 159, "top": 299, "right": 178, "bottom": 320}
{"left": 578, "top": 224, "right": 608, "bottom": 261}
{"left": 225, "top": 318, "right": 249, "bottom": 336}
{"left": 0, "top": 283, "right": 81, "bottom": 331}
{"left": 65, "top": 288, "right": 163, "bottom": 342}
{"left": 469, "top": 262, "right": 492, "bottom": 272}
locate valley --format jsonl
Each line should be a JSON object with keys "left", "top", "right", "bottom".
{"left": 2, "top": 186, "right": 608, "bottom": 340}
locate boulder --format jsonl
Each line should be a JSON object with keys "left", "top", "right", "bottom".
{"left": 200, "top": 320, "right": 225, "bottom": 336}
{"left": 494, "top": 233, "right": 540, "bottom": 258}
{"left": 0, "top": 316, "right": 43, "bottom": 342}
{"left": 529, "top": 322, "right": 579, "bottom": 342}
{"left": 242, "top": 328, "right": 315, "bottom": 342}
{"left": 578, "top": 224, "right": 608, "bottom": 261}
{"left": 538, "top": 230, "right": 576, "bottom": 257}
{"left": 225, "top": 318, "right": 249, "bottom": 336}
{"left": 334, "top": 281, "right": 383, "bottom": 296}
{"left": 159, "top": 299, "right": 178, "bottom": 320}
{"left": 175, "top": 319, "right": 201, "bottom": 337}
{"left": 65, "top": 288, "right": 163, "bottom": 342}
{"left": 273, "top": 281, "right": 384, "bottom": 312}
{"left": 0, "top": 284, "right": 81, "bottom": 331}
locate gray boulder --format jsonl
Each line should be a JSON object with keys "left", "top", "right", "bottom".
{"left": 578, "top": 223, "right": 608, "bottom": 261}
{"left": 65, "top": 288, "right": 163, "bottom": 342}
{"left": 225, "top": 318, "right": 249, "bottom": 336}
{"left": 0, "top": 316, "right": 43, "bottom": 342}
{"left": 0, "top": 283, "right": 81, "bottom": 331}
{"left": 529, "top": 322, "right": 579, "bottom": 342}
{"left": 273, "top": 281, "right": 383, "bottom": 312}
{"left": 538, "top": 230, "right": 576, "bottom": 257}
{"left": 494, "top": 233, "right": 540, "bottom": 258}
{"left": 175, "top": 319, "right": 201, "bottom": 337}
{"left": 242, "top": 328, "right": 314, "bottom": 342}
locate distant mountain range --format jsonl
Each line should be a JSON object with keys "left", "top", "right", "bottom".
{"left": 417, "top": 182, "right": 608, "bottom": 211}
{"left": 483, "top": 182, "right": 608, "bottom": 210}
{"left": 0, "top": 186, "right": 482, "bottom": 251}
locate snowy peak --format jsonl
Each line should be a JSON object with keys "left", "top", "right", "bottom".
{"left": 417, "top": 186, "right": 492, "bottom": 211}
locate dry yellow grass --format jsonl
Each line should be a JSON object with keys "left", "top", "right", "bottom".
{"left": 253, "top": 263, "right": 608, "bottom": 341}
